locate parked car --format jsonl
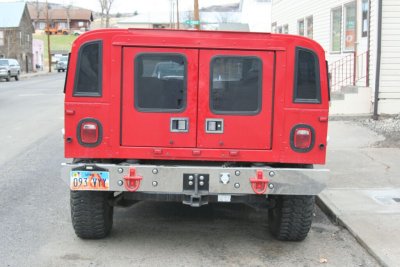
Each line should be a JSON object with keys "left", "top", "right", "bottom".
{"left": 0, "top": 58, "right": 20, "bottom": 82}
{"left": 56, "top": 56, "right": 69, "bottom": 72}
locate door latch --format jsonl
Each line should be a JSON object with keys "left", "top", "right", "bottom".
{"left": 205, "top": 119, "right": 224, "bottom": 133}
{"left": 170, "top": 118, "right": 189, "bottom": 132}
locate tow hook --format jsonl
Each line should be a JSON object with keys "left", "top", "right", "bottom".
{"left": 250, "top": 170, "right": 269, "bottom": 194}
{"left": 123, "top": 168, "right": 142, "bottom": 192}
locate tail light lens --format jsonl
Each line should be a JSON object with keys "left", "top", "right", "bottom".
{"left": 290, "top": 124, "right": 314, "bottom": 152}
{"left": 294, "top": 128, "right": 311, "bottom": 149}
{"left": 77, "top": 119, "right": 102, "bottom": 147}
{"left": 81, "top": 122, "right": 98, "bottom": 144}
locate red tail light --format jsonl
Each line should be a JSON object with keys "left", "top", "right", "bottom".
{"left": 77, "top": 119, "right": 102, "bottom": 147}
{"left": 291, "top": 125, "right": 314, "bottom": 152}
{"left": 294, "top": 128, "right": 312, "bottom": 149}
{"left": 81, "top": 122, "right": 98, "bottom": 144}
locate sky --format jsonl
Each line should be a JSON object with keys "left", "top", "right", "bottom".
{"left": 0, "top": 0, "right": 240, "bottom": 13}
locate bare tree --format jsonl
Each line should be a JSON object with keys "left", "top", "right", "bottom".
{"left": 98, "top": 0, "right": 114, "bottom": 28}
{"left": 66, "top": 4, "right": 72, "bottom": 31}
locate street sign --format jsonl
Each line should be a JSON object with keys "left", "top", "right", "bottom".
{"left": 185, "top": 20, "right": 200, "bottom": 25}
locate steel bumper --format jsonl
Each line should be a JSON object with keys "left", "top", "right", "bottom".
{"left": 62, "top": 163, "right": 328, "bottom": 196}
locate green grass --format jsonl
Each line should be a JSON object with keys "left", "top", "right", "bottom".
{"left": 34, "top": 33, "right": 77, "bottom": 52}
{"left": 33, "top": 34, "right": 77, "bottom": 68}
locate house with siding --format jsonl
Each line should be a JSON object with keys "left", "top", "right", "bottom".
{"left": 272, "top": 0, "right": 400, "bottom": 115}
{"left": 0, "top": 2, "right": 35, "bottom": 73}
{"left": 27, "top": 3, "right": 93, "bottom": 33}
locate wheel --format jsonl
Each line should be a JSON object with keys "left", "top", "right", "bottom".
{"left": 5, "top": 73, "right": 10, "bottom": 82}
{"left": 70, "top": 190, "right": 114, "bottom": 239}
{"left": 14, "top": 72, "right": 19, "bottom": 81}
{"left": 268, "top": 195, "right": 314, "bottom": 241}
{"left": 57, "top": 69, "right": 60, "bottom": 73}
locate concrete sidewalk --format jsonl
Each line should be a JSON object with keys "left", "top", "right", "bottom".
{"left": 319, "top": 120, "right": 400, "bottom": 267}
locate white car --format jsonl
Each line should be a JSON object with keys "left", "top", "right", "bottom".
{"left": 0, "top": 58, "right": 20, "bottom": 81}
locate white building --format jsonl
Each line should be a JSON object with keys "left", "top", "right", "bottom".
{"left": 272, "top": 0, "right": 400, "bottom": 115}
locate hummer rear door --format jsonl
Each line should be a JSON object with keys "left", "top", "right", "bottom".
{"left": 121, "top": 47, "right": 198, "bottom": 148}
{"left": 197, "top": 50, "right": 274, "bottom": 150}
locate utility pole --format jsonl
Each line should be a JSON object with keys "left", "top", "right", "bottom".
{"left": 46, "top": 0, "right": 51, "bottom": 72}
{"left": 194, "top": 0, "right": 200, "bottom": 30}
{"left": 176, "top": 0, "right": 180, "bottom": 29}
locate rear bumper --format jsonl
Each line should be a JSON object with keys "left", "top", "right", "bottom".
{"left": 62, "top": 163, "right": 328, "bottom": 196}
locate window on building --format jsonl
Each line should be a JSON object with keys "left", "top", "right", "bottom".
{"left": 134, "top": 54, "right": 186, "bottom": 111}
{"left": 58, "top": 22, "right": 67, "bottom": 29}
{"left": 331, "top": 7, "right": 342, "bottom": 52}
{"left": 283, "top": 24, "right": 289, "bottom": 34}
{"left": 277, "top": 26, "right": 282, "bottom": 33}
{"left": 0, "top": 31, "right": 4, "bottom": 46}
{"left": 271, "top": 22, "right": 277, "bottom": 33}
{"left": 210, "top": 56, "right": 262, "bottom": 114}
{"left": 39, "top": 22, "right": 46, "bottom": 30}
{"left": 362, "top": 0, "right": 369, "bottom": 37}
{"left": 19, "top": 32, "right": 22, "bottom": 46}
{"left": 306, "top": 16, "right": 313, "bottom": 39}
{"left": 78, "top": 21, "right": 84, "bottom": 27}
{"left": 298, "top": 19, "right": 305, "bottom": 36}
{"left": 344, "top": 1, "right": 356, "bottom": 51}
{"left": 74, "top": 41, "right": 102, "bottom": 96}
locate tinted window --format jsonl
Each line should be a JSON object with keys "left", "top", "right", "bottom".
{"left": 294, "top": 47, "right": 321, "bottom": 103}
{"left": 74, "top": 41, "right": 102, "bottom": 96}
{"left": 210, "top": 56, "right": 262, "bottom": 114}
{"left": 135, "top": 54, "right": 186, "bottom": 111}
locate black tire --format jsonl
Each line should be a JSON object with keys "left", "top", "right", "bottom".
{"left": 15, "top": 72, "right": 19, "bottom": 81}
{"left": 268, "top": 195, "right": 314, "bottom": 241}
{"left": 5, "top": 73, "right": 10, "bottom": 82}
{"left": 57, "top": 69, "right": 61, "bottom": 73}
{"left": 70, "top": 190, "right": 114, "bottom": 239}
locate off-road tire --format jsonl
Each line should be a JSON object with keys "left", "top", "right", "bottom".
{"left": 268, "top": 195, "right": 314, "bottom": 241}
{"left": 70, "top": 190, "right": 114, "bottom": 239}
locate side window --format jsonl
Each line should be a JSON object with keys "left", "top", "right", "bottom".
{"left": 294, "top": 47, "right": 321, "bottom": 103}
{"left": 210, "top": 56, "right": 262, "bottom": 114}
{"left": 134, "top": 54, "right": 186, "bottom": 111}
{"left": 73, "top": 41, "right": 102, "bottom": 97}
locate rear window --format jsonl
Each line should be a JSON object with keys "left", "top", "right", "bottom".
{"left": 293, "top": 47, "right": 321, "bottom": 103}
{"left": 210, "top": 56, "right": 262, "bottom": 114}
{"left": 73, "top": 41, "right": 102, "bottom": 97}
{"left": 134, "top": 53, "right": 186, "bottom": 112}
{"left": 0, "top": 60, "right": 8, "bottom": 66}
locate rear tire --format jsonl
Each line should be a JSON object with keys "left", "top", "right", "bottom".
{"left": 70, "top": 190, "right": 114, "bottom": 239}
{"left": 268, "top": 195, "right": 314, "bottom": 241}
{"left": 5, "top": 73, "right": 10, "bottom": 82}
{"left": 14, "top": 72, "right": 19, "bottom": 81}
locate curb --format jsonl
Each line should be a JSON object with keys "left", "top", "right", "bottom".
{"left": 316, "top": 195, "right": 388, "bottom": 267}
{"left": 20, "top": 72, "right": 54, "bottom": 80}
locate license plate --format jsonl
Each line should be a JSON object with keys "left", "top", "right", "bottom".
{"left": 70, "top": 171, "right": 110, "bottom": 190}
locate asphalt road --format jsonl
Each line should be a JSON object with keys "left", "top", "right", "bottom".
{"left": 0, "top": 74, "right": 379, "bottom": 267}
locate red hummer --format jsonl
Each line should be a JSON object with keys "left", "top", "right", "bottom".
{"left": 63, "top": 29, "right": 329, "bottom": 241}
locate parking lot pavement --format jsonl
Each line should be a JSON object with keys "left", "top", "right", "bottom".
{"left": 319, "top": 120, "right": 400, "bottom": 266}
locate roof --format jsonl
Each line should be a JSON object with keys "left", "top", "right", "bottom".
{"left": 28, "top": 4, "right": 93, "bottom": 21}
{"left": 0, "top": 2, "right": 26, "bottom": 28}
